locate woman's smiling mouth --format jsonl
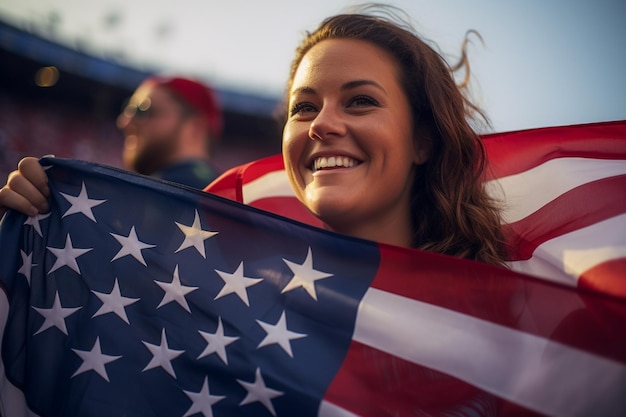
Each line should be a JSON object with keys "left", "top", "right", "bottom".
{"left": 312, "top": 156, "right": 361, "bottom": 171}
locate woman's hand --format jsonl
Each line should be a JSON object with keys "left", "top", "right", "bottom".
{"left": 0, "top": 157, "right": 50, "bottom": 218}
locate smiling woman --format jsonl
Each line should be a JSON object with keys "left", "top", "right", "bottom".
{"left": 280, "top": 6, "right": 507, "bottom": 265}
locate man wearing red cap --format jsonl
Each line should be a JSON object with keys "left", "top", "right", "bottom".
{"left": 117, "top": 76, "right": 223, "bottom": 189}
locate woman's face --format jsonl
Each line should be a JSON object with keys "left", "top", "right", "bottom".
{"left": 283, "top": 38, "right": 427, "bottom": 245}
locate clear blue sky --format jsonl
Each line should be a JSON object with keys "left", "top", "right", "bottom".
{"left": 0, "top": 0, "right": 624, "bottom": 132}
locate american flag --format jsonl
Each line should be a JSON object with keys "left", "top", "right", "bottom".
{"left": 1, "top": 121, "right": 626, "bottom": 417}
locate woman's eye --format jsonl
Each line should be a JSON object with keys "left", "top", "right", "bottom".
{"left": 349, "top": 95, "right": 379, "bottom": 107}
{"left": 290, "top": 102, "right": 317, "bottom": 116}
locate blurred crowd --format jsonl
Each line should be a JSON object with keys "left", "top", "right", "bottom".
{"left": 0, "top": 92, "right": 124, "bottom": 181}
{"left": 0, "top": 91, "right": 280, "bottom": 184}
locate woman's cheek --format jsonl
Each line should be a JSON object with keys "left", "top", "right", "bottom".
{"left": 282, "top": 122, "right": 306, "bottom": 165}
{"left": 282, "top": 123, "right": 306, "bottom": 192}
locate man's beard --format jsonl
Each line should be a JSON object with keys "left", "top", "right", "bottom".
{"left": 128, "top": 135, "right": 177, "bottom": 176}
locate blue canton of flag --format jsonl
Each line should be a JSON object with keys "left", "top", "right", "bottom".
{"left": 0, "top": 157, "right": 379, "bottom": 417}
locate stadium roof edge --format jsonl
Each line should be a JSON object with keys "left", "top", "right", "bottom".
{"left": 0, "top": 19, "right": 280, "bottom": 116}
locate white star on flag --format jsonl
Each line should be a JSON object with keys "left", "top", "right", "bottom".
{"left": 155, "top": 264, "right": 198, "bottom": 313}
{"left": 71, "top": 336, "right": 122, "bottom": 382}
{"left": 32, "top": 291, "right": 82, "bottom": 335}
{"left": 60, "top": 182, "right": 106, "bottom": 222}
{"left": 197, "top": 316, "right": 239, "bottom": 364}
{"left": 142, "top": 328, "right": 185, "bottom": 379}
{"left": 214, "top": 262, "right": 263, "bottom": 306}
{"left": 18, "top": 250, "right": 37, "bottom": 286}
{"left": 91, "top": 278, "right": 140, "bottom": 324}
{"left": 256, "top": 310, "right": 307, "bottom": 358}
{"left": 183, "top": 376, "right": 225, "bottom": 417}
{"left": 175, "top": 210, "right": 218, "bottom": 258}
{"left": 281, "top": 247, "right": 333, "bottom": 300}
{"left": 46, "top": 234, "right": 92, "bottom": 274}
{"left": 23, "top": 212, "right": 50, "bottom": 237}
{"left": 237, "top": 367, "right": 284, "bottom": 416}
{"left": 110, "top": 226, "right": 156, "bottom": 266}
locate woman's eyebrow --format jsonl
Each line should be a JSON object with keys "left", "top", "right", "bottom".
{"left": 290, "top": 80, "right": 387, "bottom": 97}
{"left": 342, "top": 79, "right": 387, "bottom": 93}
{"left": 290, "top": 86, "right": 316, "bottom": 97}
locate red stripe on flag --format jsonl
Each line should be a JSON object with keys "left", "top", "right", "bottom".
{"left": 372, "top": 245, "right": 626, "bottom": 363}
{"left": 483, "top": 120, "right": 626, "bottom": 179}
{"left": 579, "top": 258, "right": 626, "bottom": 300}
{"left": 203, "top": 161, "right": 246, "bottom": 202}
{"left": 237, "top": 154, "right": 285, "bottom": 183}
{"left": 504, "top": 174, "right": 626, "bottom": 260}
{"left": 323, "top": 340, "right": 541, "bottom": 417}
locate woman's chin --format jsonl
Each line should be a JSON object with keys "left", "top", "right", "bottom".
{"left": 307, "top": 201, "right": 356, "bottom": 229}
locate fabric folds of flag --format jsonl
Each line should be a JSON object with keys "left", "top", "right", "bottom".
{"left": 207, "top": 120, "right": 626, "bottom": 300}
{"left": 0, "top": 128, "right": 625, "bottom": 416}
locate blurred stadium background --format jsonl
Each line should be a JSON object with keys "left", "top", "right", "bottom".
{"left": 0, "top": 17, "right": 283, "bottom": 182}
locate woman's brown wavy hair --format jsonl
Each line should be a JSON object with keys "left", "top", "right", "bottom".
{"left": 284, "top": 5, "right": 508, "bottom": 266}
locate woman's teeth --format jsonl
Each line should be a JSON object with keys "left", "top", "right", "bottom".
{"left": 313, "top": 156, "right": 358, "bottom": 171}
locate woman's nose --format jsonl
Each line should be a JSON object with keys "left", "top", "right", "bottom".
{"left": 308, "top": 105, "right": 346, "bottom": 140}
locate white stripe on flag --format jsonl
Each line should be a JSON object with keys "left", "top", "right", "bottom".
{"left": 485, "top": 158, "right": 626, "bottom": 224}
{"left": 509, "top": 213, "right": 626, "bottom": 285}
{"left": 242, "top": 170, "right": 293, "bottom": 204}
{"left": 353, "top": 287, "right": 626, "bottom": 417}
{"left": 318, "top": 401, "right": 360, "bottom": 417}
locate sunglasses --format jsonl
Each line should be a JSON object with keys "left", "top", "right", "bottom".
{"left": 121, "top": 97, "right": 155, "bottom": 118}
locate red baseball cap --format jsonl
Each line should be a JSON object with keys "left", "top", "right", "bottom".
{"left": 144, "top": 76, "right": 223, "bottom": 140}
